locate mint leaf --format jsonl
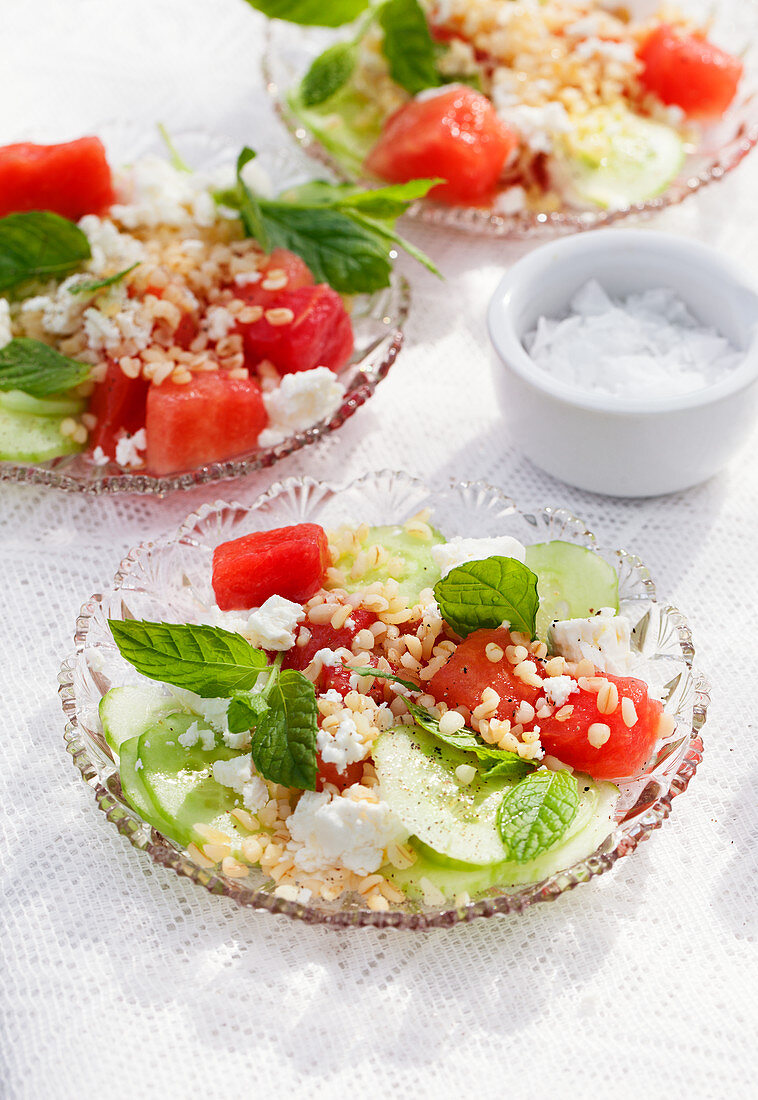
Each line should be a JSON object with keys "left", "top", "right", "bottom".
{"left": 346, "top": 665, "right": 420, "bottom": 692}
{"left": 108, "top": 620, "right": 268, "bottom": 698}
{"left": 301, "top": 41, "right": 356, "bottom": 107}
{"left": 329, "top": 178, "right": 443, "bottom": 218}
{"left": 404, "top": 699, "right": 535, "bottom": 777}
{"left": 0, "top": 338, "right": 90, "bottom": 397}
{"left": 347, "top": 210, "right": 441, "bottom": 278}
{"left": 235, "top": 148, "right": 271, "bottom": 249}
{"left": 251, "top": 669, "right": 319, "bottom": 789}
{"left": 497, "top": 770, "right": 579, "bottom": 862}
{"left": 434, "top": 557, "right": 539, "bottom": 638}
{"left": 68, "top": 263, "right": 139, "bottom": 295}
{"left": 227, "top": 692, "right": 270, "bottom": 734}
{"left": 0, "top": 211, "right": 91, "bottom": 293}
{"left": 157, "top": 123, "right": 191, "bottom": 172}
{"left": 379, "top": 0, "right": 441, "bottom": 95}
{"left": 243, "top": 0, "right": 369, "bottom": 26}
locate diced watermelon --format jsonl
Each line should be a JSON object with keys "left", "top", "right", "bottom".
{"left": 88, "top": 361, "right": 149, "bottom": 461}
{"left": 428, "top": 627, "right": 544, "bottom": 722}
{"left": 538, "top": 673, "right": 664, "bottom": 780}
{"left": 0, "top": 137, "right": 114, "bottom": 219}
{"left": 145, "top": 371, "right": 268, "bottom": 476}
{"left": 365, "top": 86, "right": 517, "bottom": 205}
{"left": 212, "top": 523, "right": 331, "bottom": 610}
{"left": 316, "top": 754, "right": 365, "bottom": 793}
{"left": 237, "top": 284, "right": 354, "bottom": 375}
{"left": 236, "top": 248, "right": 314, "bottom": 307}
{"left": 282, "top": 609, "right": 378, "bottom": 671}
{"left": 638, "top": 25, "right": 742, "bottom": 119}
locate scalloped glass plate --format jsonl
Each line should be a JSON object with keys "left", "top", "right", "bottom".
{"left": 263, "top": 0, "right": 758, "bottom": 239}
{"left": 59, "top": 471, "right": 708, "bottom": 929}
{"left": 0, "top": 123, "right": 409, "bottom": 494}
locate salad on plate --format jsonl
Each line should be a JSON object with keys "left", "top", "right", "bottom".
{"left": 0, "top": 132, "right": 432, "bottom": 486}
{"left": 259, "top": 0, "right": 748, "bottom": 216}
{"left": 83, "top": 498, "right": 694, "bottom": 916}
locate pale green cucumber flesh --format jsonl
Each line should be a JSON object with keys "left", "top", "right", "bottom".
{"left": 331, "top": 523, "right": 444, "bottom": 605}
{"left": 100, "top": 685, "right": 185, "bottom": 753}
{"left": 136, "top": 714, "right": 244, "bottom": 849}
{"left": 525, "top": 540, "right": 619, "bottom": 641}
{"left": 0, "top": 404, "right": 83, "bottom": 462}
{"left": 119, "top": 734, "right": 177, "bottom": 838}
{"left": 0, "top": 389, "right": 86, "bottom": 417}
{"left": 288, "top": 83, "right": 384, "bottom": 178}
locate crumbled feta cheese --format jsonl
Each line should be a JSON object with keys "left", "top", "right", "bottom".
{"left": 573, "top": 36, "right": 635, "bottom": 64}
{"left": 286, "top": 785, "right": 406, "bottom": 876}
{"left": 111, "top": 157, "right": 219, "bottom": 230}
{"left": 78, "top": 215, "right": 145, "bottom": 275}
{"left": 258, "top": 367, "right": 346, "bottom": 446}
{"left": 212, "top": 754, "right": 268, "bottom": 812}
{"left": 114, "top": 428, "right": 147, "bottom": 469}
{"left": 550, "top": 608, "right": 633, "bottom": 674}
{"left": 313, "top": 648, "right": 339, "bottom": 668}
{"left": 204, "top": 305, "right": 236, "bottom": 342}
{"left": 135, "top": 758, "right": 144, "bottom": 771}
{"left": 168, "top": 689, "right": 251, "bottom": 749}
{"left": 91, "top": 446, "right": 110, "bottom": 466}
{"left": 177, "top": 720, "right": 215, "bottom": 751}
{"left": 316, "top": 714, "right": 367, "bottom": 773}
{"left": 494, "top": 186, "right": 527, "bottom": 215}
{"left": 83, "top": 299, "right": 152, "bottom": 355}
{"left": 0, "top": 298, "right": 12, "bottom": 349}
{"left": 431, "top": 535, "right": 526, "bottom": 577}
{"left": 247, "top": 595, "right": 305, "bottom": 651}
{"left": 495, "top": 100, "right": 573, "bottom": 154}
{"left": 319, "top": 689, "right": 344, "bottom": 704}
{"left": 542, "top": 675, "right": 579, "bottom": 707}
{"left": 21, "top": 276, "right": 91, "bottom": 336}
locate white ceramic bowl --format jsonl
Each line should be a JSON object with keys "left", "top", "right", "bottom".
{"left": 487, "top": 229, "right": 758, "bottom": 496}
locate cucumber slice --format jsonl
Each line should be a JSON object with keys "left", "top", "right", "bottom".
{"left": 374, "top": 725, "right": 619, "bottom": 897}
{"left": 119, "top": 733, "right": 177, "bottom": 837}
{"left": 100, "top": 685, "right": 185, "bottom": 753}
{"left": 137, "top": 714, "right": 244, "bottom": 849}
{"left": 287, "top": 83, "right": 385, "bottom": 178}
{"left": 552, "top": 105, "right": 684, "bottom": 209}
{"left": 0, "top": 403, "right": 83, "bottom": 462}
{"left": 525, "top": 540, "right": 619, "bottom": 642}
{"left": 373, "top": 725, "right": 521, "bottom": 865}
{"left": 0, "top": 389, "right": 85, "bottom": 417}
{"left": 330, "top": 523, "right": 444, "bottom": 605}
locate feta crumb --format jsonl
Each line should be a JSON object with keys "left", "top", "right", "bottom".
{"left": 313, "top": 648, "right": 339, "bottom": 668}
{"left": 204, "top": 305, "right": 236, "bottom": 342}
{"left": 21, "top": 277, "right": 91, "bottom": 336}
{"left": 495, "top": 100, "right": 572, "bottom": 154}
{"left": 212, "top": 754, "right": 268, "bottom": 812}
{"left": 542, "top": 675, "right": 579, "bottom": 707}
{"left": 258, "top": 366, "right": 346, "bottom": 446}
{"left": 286, "top": 785, "right": 406, "bottom": 877}
{"left": 114, "top": 428, "right": 147, "bottom": 469}
{"left": 431, "top": 535, "right": 526, "bottom": 577}
{"left": 316, "top": 714, "right": 367, "bottom": 773}
{"left": 177, "top": 720, "right": 215, "bottom": 751}
{"left": 319, "top": 689, "right": 344, "bottom": 704}
{"left": 550, "top": 608, "right": 633, "bottom": 675}
{"left": 91, "top": 446, "right": 110, "bottom": 466}
{"left": 135, "top": 758, "right": 144, "bottom": 771}
{"left": 247, "top": 594, "right": 305, "bottom": 651}
{"left": 78, "top": 215, "right": 145, "bottom": 274}
{"left": 0, "top": 298, "right": 12, "bottom": 349}
{"left": 111, "top": 157, "right": 221, "bottom": 229}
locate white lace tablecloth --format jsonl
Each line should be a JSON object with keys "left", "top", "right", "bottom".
{"left": 1, "top": 1, "right": 756, "bottom": 1096}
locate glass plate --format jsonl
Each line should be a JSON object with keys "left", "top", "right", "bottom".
{"left": 263, "top": 0, "right": 758, "bottom": 239}
{"left": 0, "top": 124, "right": 409, "bottom": 494}
{"left": 59, "top": 471, "right": 708, "bottom": 929}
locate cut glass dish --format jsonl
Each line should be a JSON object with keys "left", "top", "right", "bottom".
{"left": 263, "top": 0, "right": 758, "bottom": 239}
{"left": 0, "top": 125, "right": 409, "bottom": 494}
{"left": 59, "top": 471, "right": 708, "bottom": 929}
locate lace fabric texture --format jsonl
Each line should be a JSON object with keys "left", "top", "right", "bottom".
{"left": 1, "top": 0, "right": 757, "bottom": 1096}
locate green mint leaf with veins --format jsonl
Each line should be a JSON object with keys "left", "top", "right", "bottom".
{"left": 68, "top": 263, "right": 140, "bottom": 295}
{"left": 108, "top": 620, "right": 269, "bottom": 698}
{"left": 301, "top": 41, "right": 357, "bottom": 107}
{"left": 0, "top": 338, "right": 90, "bottom": 397}
{"left": 250, "top": 669, "right": 319, "bottom": 789}
{"left": 434, "top": 556, "right": 539, "bottom": 639}
{"left": 346, "top": 665, "right": 420, "bottom": 693}
{"left": 346, "top": 211, "right": 442, "bottom": 278}
{"left": 497, "top": 769, "right": 579, "bottom": 862}
{"left": 0, "top": 211, "right": 91, "bottom": 293}
{"left": 227, "top": 692, "right": 270, "bottom": 735}
{"left": 242, "top": 0, "right": 370, "bottom": 26}
{"left": 235, "top": 148, "right": 272, "bottom": 250}
{"left": 404, "top": 699, "right": 536, "bottom": 777}
{"left": 379, "top": 0, "right": 442, "bottom": 95}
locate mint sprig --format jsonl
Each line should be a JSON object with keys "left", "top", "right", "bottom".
{"left": 243, "top": 0, "right": 370, "bottom": 26}
{"left": 345, "top": 664, "right": 420, "bottom": 692}
{"left": 497, "top": 769, "right": 579, "bottom": 862}
{"left": 301, "top": 41, "right": 357, "bottom": 107}
{"left": 433, "top": 557, "right": 539, "bottom": 639}
{"left": 0, "top": 211, "right": 91, "bottom": 294}
{"left": 221, "top": 149, "right": 440, "bottom": 293}
{"left": 251, "top": 669, "right": 319, "bottom": 790}
{"left": 379, "top": 0, "right": 441, "bottom": 95}
{"left": 108, "top": 620, "right": 269, "bottom": 698}
{"left": 404, "top": 698, "right": 535, "bottom": 779}
{"left": 0, "top": 338, "right": 90, "bottom": 397}
{"left": 68, "top": 263, "right": 140, "bottom": 295}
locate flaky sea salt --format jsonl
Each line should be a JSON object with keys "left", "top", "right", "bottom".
{"left": 524, "top": 280, "right": 743, "bottom": 398}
